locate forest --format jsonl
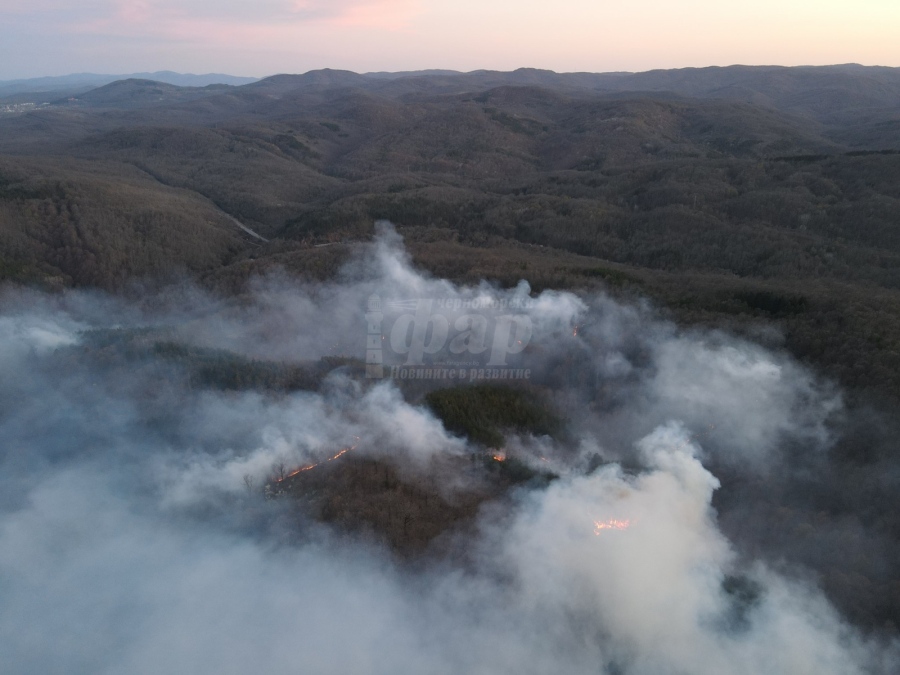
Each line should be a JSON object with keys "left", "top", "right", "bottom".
{"left": 2, "top": 65, "right": 900, "bottom": 635}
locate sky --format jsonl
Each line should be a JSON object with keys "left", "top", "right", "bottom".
{"left": 0, "top": 0, "right": 898, "bottom": 80}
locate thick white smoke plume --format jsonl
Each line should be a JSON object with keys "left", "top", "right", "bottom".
{"left": 0, "top": 224, "right": 895, "bottom": 674}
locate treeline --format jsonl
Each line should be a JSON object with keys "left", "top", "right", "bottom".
{"left": 425, "top": 384, "right": 560, "bottom": 448}
{"left": 73, "top": 329, "right": 360, "bottom": 393}
{"left": 282, "top": 153, "right": 900, "bottom": 288}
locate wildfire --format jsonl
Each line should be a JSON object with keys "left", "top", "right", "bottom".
{"left": 572, "top": 324, "right": 578, "bottom": 337}
{"left": 279, "top": 463, "right": 316, "bottom": 480}
{"left": 492, "top": 451, "right": 507, "bottom": 462}
{"left": 274, "top": 437, "right": 360, "bottom": 483}
{"left": 593, "top": 518, "right": 631, "bottom": 535}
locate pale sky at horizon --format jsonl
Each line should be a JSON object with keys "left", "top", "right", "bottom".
{"left": 0, "top": 0, "right": 898, "bottom": 80}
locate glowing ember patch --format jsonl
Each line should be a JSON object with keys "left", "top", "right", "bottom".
{"left": 593, "top": 518, "right": 631, "bottom": 535}
{"left": 492, "top": 452, "right": 507, "bottom": 462}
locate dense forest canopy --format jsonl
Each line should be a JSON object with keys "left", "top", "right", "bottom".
{"left": 2, "top": 66, "right": 900, "bottom": 652}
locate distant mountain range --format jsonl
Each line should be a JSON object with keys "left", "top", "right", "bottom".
{"left": 4, "top": 64, "right": 900, "bottom": 121}
{"left": 0, "top": 71, "right": 259, "bottom": 97}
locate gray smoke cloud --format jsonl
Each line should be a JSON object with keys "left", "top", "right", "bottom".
{"left": 0, "top": 223, "right": 896, "bottom": 674}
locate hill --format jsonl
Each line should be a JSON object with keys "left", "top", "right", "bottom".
{"left": 2, "top": 65, "right": 900, "bottom": 637}
{"left": 0, "top": 71, "right": 258, "bottom": 97}
{"left": 1, "top": 65, "right": 899, "bottom": 398}
{"left": 58, "top": 78, "right": 230, "bottom": 109}
{"left": 0, "top": 155, "right": 251, "bottom": 287}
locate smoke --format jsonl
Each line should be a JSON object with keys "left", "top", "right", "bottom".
{"left": 0, "top": 223, "right": 896, "bottom": 674}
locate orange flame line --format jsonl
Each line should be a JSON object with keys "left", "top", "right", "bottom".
{"left": 274, "top": 437, "right": 360, "bottom": 483}
{"left": 593, "top": 518, "right": 631, "bottom": 535}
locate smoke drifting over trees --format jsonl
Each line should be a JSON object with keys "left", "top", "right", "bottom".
{"left": 0, "top": 225, "right": 897, "bottom": 673}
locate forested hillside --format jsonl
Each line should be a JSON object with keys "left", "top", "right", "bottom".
{"left": 2, "top": 65, "right": 899, "bottom": 399}
{"left": 3, "top": 65, "right": 900, "bottom": 638}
